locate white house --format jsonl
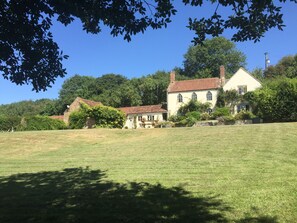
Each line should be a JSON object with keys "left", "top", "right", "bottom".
{"left": 167, "top": 66, "right": 262, "bottom": 117}
{"left": 118, "top": 104, "right": 167, "bottom": 129}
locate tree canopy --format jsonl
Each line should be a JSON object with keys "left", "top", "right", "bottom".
{"left": 264, "top": 54, "right": 297, "bottom": 79}
{"left": 182, "top": 37, "right": 246, "bottom": 78}
{"left": 0, "top": 0, "right": 295, "bottom": 91}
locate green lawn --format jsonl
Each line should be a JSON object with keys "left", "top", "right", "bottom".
{"left": 0, "top": 123, "right": 296, "bottom": 222}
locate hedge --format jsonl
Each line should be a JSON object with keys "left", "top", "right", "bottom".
{"left": 0, "top": 116, "right": 21, "bottom": 131}
{"left": 18, "top": 116, "right": 67, "bottom": 131}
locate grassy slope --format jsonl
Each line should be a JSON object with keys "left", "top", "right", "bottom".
{"left": 0, "top": 123, "right": 296, "bottom": 222}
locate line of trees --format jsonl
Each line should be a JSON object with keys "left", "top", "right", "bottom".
{"left": 1, "top": 41, "right": 296, "bottom": 124}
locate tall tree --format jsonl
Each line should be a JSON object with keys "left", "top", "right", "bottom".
{"left": 58, "top": 75, "right": 96, "bottom": 109}
{"left": 135, "top": 71, "right": 170, "bottom": 105}
{"left": 264, "top": 54, "right": 297, "bottom": 79}
{"left": 182, "top": 37, "right": 246, "bottom": 78}
{"left": 88, "top": 74, "right": 128, "bottom": 97}
{"left": 0, "top": 0, "right": 295, "bottom": 90}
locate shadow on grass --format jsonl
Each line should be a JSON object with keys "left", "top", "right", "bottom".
{"left": 0, "top": 167, "right": 230, "bottom": 223}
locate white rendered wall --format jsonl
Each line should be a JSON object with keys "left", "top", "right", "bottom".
{"left": 167, "top": 89, "right": 218, "bottom": 117}
{"left": 223, "top": 68, "right": 262, "bottom": 92}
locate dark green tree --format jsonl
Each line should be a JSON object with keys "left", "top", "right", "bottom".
{"left": 1, "top": 0, "right": 295, "bottom": 91}
{"left": 264, "top": 54, "right": 297, "bottom": 79}
{"left": 88, "top": 74, "right": 128, "bottom": 97}
{"left": 182, "top": 37, "right": 246, "bottom": 78}
{"left": 135, "top": 71, "right": 170, "bottom": 105}
{"left": 58, "top": 75, "right": 96, "bottom": 109}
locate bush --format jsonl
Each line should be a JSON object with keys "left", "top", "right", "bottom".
{"left": 18, "top": 116, "right": 66, "bottom": 131}
{"left": 200, "top": 112, "right": 211, "bottom": 120}
{"left": 178, "top": 100, "right": 211, "bottom": 116}
{"left": 168, "top": 115, "right": 183, "bottom": 123}
{"left": 212, "top": 107, "right": 230, "bottom": 118}
{"left": 235, "top": 110, "right": 255, "bottom": 120}
{"left": 0, "top": 116, "right": 21, "bottom": 131}
{"left": 217, "top": 115, "right": 235, "bottom": 125}
{"left": 185, "top": 111, "right": 201, "bottom": 120}
{"left": 69, "top": 110, "right": 88, "bottom": 129}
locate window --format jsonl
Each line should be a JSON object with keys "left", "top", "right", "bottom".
{"left": 147, "top": 115, "right": 154, "bottom": 121}
{"left": 238, "top": 85, "right": 247, "bottom": 95}
{"left": 192, "top": 92, "right": 197, "bottom": 101}
{"left": 177, "top": 94, "right": 183, "bottom": 103}
{"left": 138, "top": 116, "right": 142, "bottom": 121}
{"left": 206, "top": 91, "right": 212, "bottom": 101}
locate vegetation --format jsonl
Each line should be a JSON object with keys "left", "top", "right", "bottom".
{"left": 1, "top": 1, "right": 295, "bottom": 90}
{"left": 211, "top": 107, "right": 230, "bottom": 119}
{"left": 69, "top": 103, "right": 125, "bottom": 129}
{"left": 0, "top": 115, "right": 66, "bottom": 132}
{"left": 246, "top": 78, "right": 297, "bottom": 122}
{"left": 182, "top": 37, "right": 246, "bottom": 78}
{"left": 17, "top": 116, "right": 67, "bottom": 131}
{"left": 264, "top": 54, "right": 297, "bottom": 79}
{"left": 169, "top": 100, "right": 211, "bottom": 126}
{"left": 234, "top": 110, "right": 255, "bottom": 120}
{"left": 0, "top": 116, "right": 21, "bottom": 131}
{"left": 0, "top": 123, "right": 296, "bottom": 222}
{"left": 0, "top": 99, "right": 58, "bottom": 117}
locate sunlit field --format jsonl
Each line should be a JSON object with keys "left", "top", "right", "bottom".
{"left": 0, "top": 123, "right": 296, "bottom": 222}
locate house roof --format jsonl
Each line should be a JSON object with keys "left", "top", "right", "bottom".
{"left": 167, "top": 77, "right": 221, "bottom": 93}
{"left": 76, "top": 97, "right": 102, "bottom": 107}
{"left": 118, "top": 104, "right": 167, "bottom": 115}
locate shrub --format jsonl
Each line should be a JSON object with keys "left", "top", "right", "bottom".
{"left": 69, "top": 110, "right": 88, "bottom": 129}
{"left": 200, "top": 112, "right": 211, "bottom": 120}
{"left": 217, "top": 115, "right": 235, "bottom": 125}
{"left": 0, "top": 116, "right": 21, "bottom": 131}
{"left": 168, "top": 115, "right": 183, "bottom": 123}
{"left": 178, "top": 100, "right": 211, "bottom": 116}
{"left": 212, "top": 107, "right": 230, "bottom": 118}
{"left": 18, "top": 116, "right": 66, "bottom": 131}
{"left": 185, "top": 111, "right": 201, "bottom": 120}
{"left": 235, "top": 110, "right": 255, "bottom": 120}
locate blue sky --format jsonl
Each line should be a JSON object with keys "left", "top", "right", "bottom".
{"left": 1, "top": 2, "right": 297, "bottom": 105}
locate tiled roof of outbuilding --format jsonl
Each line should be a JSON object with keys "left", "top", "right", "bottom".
{"left": 167, "top": 78, "right": 221, "bottom": 93}
{"left": 77, "top": 97, "right": 102, "bottom": 107}
{"left": 118, "top": 104, "right": 167, "bottom": 115}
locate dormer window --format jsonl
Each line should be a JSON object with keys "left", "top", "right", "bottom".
{"left": 206, "top": 91, "right": 212, "bottom": 101}
{"left": 177, "top": 94, "right": 183, "bottom": 103}
{"left": 192, "top": 92, "right": 197, "bottom": 101}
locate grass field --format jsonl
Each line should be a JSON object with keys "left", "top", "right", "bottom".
{"left": 0, "top": 123, "right": 296, "bottom": 222}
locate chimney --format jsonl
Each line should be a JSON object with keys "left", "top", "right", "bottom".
{"left": 170, "top": 71, "right": 175, "bottom": 83}
{"left": 220, "top": 65, "right": 225, "bottom": 86}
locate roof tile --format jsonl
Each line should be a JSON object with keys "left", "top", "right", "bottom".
{"left": 118, "top": 104, "right": 167, "bottom": 115}
{"left": 167, "top": 78, "right": 220, "bottom": 93}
